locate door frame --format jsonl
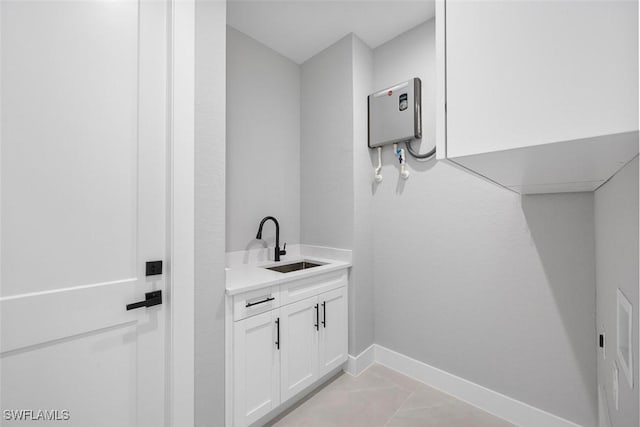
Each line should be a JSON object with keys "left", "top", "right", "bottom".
{"left": 168, "top": 0, "right": 196, "bottom": 425}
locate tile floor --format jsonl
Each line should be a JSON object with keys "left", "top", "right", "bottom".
{"left": 267, "top": 364, "right": 515, "bottom": 427}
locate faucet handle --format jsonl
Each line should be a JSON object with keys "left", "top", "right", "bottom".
{"left": 280, "top": 243, "right": 287, "bottom": 257}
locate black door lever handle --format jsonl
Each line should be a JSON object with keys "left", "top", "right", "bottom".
{"left": 127, "top": 290, "right": 162, "bottom": 310}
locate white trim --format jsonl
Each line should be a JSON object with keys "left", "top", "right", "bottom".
{"left": 225, "top": 244, "right": 353, "bottom": 268}
{"left": 225, "top": 296, "right": 233, "bottom": 427}
{"left": 226, "top": 244, "right": 303, "bottom": 267}
{"left": 374, "top": 345, "right": 581, "bottom": 427}
{"left": 0, "top": 278, "right": 137, "bottom": 302}
{"left": 435, "top": 0, "right": 446, "bottom": 160}
{"left": 616, "top": 288, "right": 634, "bottom": 388}
{"left": 344, "top": 344, "right": 376, "bottom": 376}
{"left": 169, "top": 0, "right": 195, "bottom": 426}
{"left": 300, "top": 245, "right": 353, "bottom": 263}
{"left": 598, "top": 386, "right": 611, "bottom": 427}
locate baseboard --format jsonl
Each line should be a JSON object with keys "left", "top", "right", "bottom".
{"left": 374, "top": 345, "right": 581, "bottom": 427}
{"left": 345, "top": 344, "right": 375, "bottom": 376}
{"left": 251, "top": 367, "right": 344, "bottom": 427}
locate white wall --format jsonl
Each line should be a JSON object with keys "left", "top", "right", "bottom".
{"left": 300, "top": 35, "right": 354, "bottom": 250}
{"left": 226, "top": 27, "right": 300, "bottom": 253}
{"left": 195, "top": 1, "right": 227, "bottom": 425}
{"left": 595, "top": 157, "right": 639, "bottom": 427}
{"left": 370, "top": 20, "right": 597, "bottom": 426}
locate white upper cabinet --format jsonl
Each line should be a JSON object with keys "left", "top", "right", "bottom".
{"left": 441, "top": 0, "right": 638, "bottom": 193}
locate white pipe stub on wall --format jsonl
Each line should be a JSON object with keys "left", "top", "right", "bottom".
{"left": 394, "top": 143, "right": 410, "bottom": 180}
{"left": 374, "top": 147, "right": 383, "bottom": 183}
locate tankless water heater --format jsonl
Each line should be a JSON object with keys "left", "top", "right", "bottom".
{"left": 368, "top": 78, "right": 421, "bottom": 148}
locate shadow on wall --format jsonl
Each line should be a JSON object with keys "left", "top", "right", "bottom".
{"left": 521, "top": 193, "right": 597, "bottom": 423}
{"left": 242, "top": 239, "right": 267, "bottom": 263}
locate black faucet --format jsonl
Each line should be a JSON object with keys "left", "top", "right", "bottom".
{"left": 256, "top": 216, "right": 287, "bottom": 262}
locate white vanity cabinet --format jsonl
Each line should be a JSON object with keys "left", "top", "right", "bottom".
{"left": 279, "top": 286, "right": 348, "bottom": 403}
{"left": 318, "top": 287, "right": 348, "bottom": 376}
{"left": 233, "top": 309, "right": 281, "bottom": 425}
{"left": 230, "top": 268, "right": 349, "bottom": 427}
{"left": 438, "top": 0, "right": 638, "bottom": 194}
{"left": 279, "top": 296, "right": 320, "bottom": 403}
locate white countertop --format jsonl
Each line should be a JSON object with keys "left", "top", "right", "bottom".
{"left": 225, "top": 246, "right": 352, "bottom": 296}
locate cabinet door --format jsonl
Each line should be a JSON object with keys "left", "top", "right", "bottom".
{"left": 319, "top": 287, "right": 348, "bottom": 376}
{"left": 280, "top": 296, "right": 319, "bottom": 402}
{"left": 446, "top": 0, "right": 638, "bottom": 158}
{"left": 233, "top": 310, "right": 280, "bottom": 426}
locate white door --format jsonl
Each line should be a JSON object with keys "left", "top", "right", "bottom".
{"left": 318, "top": 287, "right": 348, "bottom": 376}
{"left": 280, "top": 297, "right": 319, "bottom": 403}
{"left": 233, "top": 310, "right": 280, "bottom": 427}
{"left": 1, "top": 1, "right": 168, "bottom": 426}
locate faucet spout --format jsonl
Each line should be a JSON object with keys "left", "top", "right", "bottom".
{"left": 256, "top": 216, "right": 285, "bottom": 261}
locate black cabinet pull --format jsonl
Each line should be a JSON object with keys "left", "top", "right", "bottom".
{"left": 322, "top": 301, "right": 326, "bottom": 328}
{"left": 245, "top": 296, "right": 275, "bottom": 308}
{"left": 127, "top": 290, "right": 162, "bottom": 310}
{"left": 314, "top": 303, "right": 319, "bottom": 331}
{"left": 275, "top": 318, "right": 280, "bottom": 350}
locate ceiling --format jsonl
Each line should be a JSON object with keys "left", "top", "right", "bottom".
{"left": 227, "top": 1, "right": 436, "bottom": 64}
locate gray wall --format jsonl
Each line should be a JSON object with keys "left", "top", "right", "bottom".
{"left": 595, "top": 157, "right": 639, "bottom": 427}
{"left": 224, "top": 16, "right": 604, "bottom": 426}
{"left": 370, "top": 20, "right": 597, "bottom": 427}
{"left": 300, "top": 35, "right": 376, "bottom": 356}
{"left": 350, "top": 35, "right": 375, "bottom": 355}
{"left": 300, "top": 35, "right": 354, "bottom": 250}
{"left": 195, "top": 1, "right": 227, "bottom": 425}
{"left": 225, "top": 27, "right": 377, "bottom": 358}
{"left": 226, "top": 27, "right": 300, "bottom": 252}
